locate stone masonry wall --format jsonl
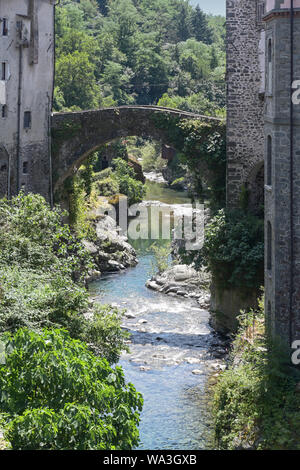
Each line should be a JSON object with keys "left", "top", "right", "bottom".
{"left": 264, "top": 11, "right": 300, "bottom": 345}
{"left": 0, "top": 0, "right": 54, "bottom": 201}
{"left": 226, "top": 0, "right": 265, "bottom": 208}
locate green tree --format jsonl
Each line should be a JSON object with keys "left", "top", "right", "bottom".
{"left": 55, "top": 51, "right": 100, "bottom": 109}
{"left": 1, "top": 328, "right": 143, "bottom": 450}
{"left": 191, "top": 5, "right": 213, "bottom": 45}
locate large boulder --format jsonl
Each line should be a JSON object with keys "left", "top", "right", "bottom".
{"left": 146, "top": 264, "right": 210, "bottom": 307}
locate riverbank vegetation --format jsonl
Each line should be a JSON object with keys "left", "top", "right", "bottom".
{"left": 213, "top": 297, "right": 300, "bottom": 450}
{"left": 66, "top": 153, "right": 146, "bottom": 236}
{"left": 182, "top": 209, "right": 264, "bottom": 291}
{"left": 0, "top": 193, "right": 143, "bottom": 449}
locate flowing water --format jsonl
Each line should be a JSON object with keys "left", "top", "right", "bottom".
{"left": 89, "top": 180, "right": 220, "bottom": 450}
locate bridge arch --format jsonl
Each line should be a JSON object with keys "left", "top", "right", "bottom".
{"left": 51, "top": 106, "right": 221, "bottom": 194}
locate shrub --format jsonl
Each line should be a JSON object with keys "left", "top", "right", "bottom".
{"left": 1, "top": 328, "right": 143, "bottom": 450}
{"left": 92, "top": 159, "right": 145, "bottom": 205}
{"left": 213, "top": 297, "right": 300, "bottom": 450}
{"left": 112, "top": 158, "right": 145, "bottom": 205}
{"left": 0, "top": 266, "right": 88, "bottom": 337}
{"left": 0, "top": 194, "right": 129, "bottom": 363}
{"left": 0, "top": 192, "right": 93, "bottom": 279}
{"left": 84, "top": 304, "right": 130, "bottom": 364}
{"left": 93, "top": 175, "right": 120, "bottom": 197}
{"left": 149, "top": 242, "right": 172, "bottom": 274}
{"left": 200, "top": 209, "right": 264, "bottom": 289}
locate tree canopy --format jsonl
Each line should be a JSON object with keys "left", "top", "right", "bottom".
{"left": 54, "top": 0, "right": 225, "bottom": 116}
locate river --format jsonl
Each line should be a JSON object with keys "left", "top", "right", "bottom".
{"left": 89, "top": 180, "right": 221, "bottom": 450}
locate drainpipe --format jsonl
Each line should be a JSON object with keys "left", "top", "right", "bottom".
{"left": 16, "top": 42, "right": 23, "bottom": 194}
{"left": 289, "top": 0, "right": 294, "bottom": 346}
{"left": 7, "top": 150, "right": 11, "bottom": 199}
{"left": 47, "top": 93, "right": 53, "bottom": 208}
{"left": 52, "top": 0, "right": 60, "bottom": 109}
{"left": 48, "top": 0, "right": 61, "bottom": 207}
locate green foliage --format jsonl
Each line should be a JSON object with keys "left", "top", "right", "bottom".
{"left": 1, "top": 328, "right": 143, "bottom": 450}
{"left": 55, "top": 0, "right": 225, "bottom": 111}
{"left": 91, "top": 157, "right": 145, "bottom": 204}
{"left": 112, "top": 158, "right": 145, "bottom": 205}
{"left": 0, "top": 266, "right": 88, "bottom": 338}
{"left": 213, "top": 298, "right": 300, "bottom": 450}
{"left": 200, "top": 209, "right": 264, "bottom": 289}
{"left": 0, "top": 192, "right": 92, "bottom": 278}
{"left": 84, "top": 304, "right": 130, "bottom": 364}
{"left": 152, "top": 115, "right": 226, "bottom": 209}
{"left": 149, "top": 242, "right": 172, "bottom": 274}
{"left": 93, "top": 175, "right": 120, "bottom": 198}
{"left": 67, "top": 175, "right": 95, "bottom": 239}
{"left": 0, "top": 194, "right": 129, "bottom": 365}
{"left": 56, "top": 51, "right": 101, "bottom": 110}
{"left": 141, "top": 141, "right": 166, "bottom": 172}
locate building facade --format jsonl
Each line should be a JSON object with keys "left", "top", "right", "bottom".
{"left": 264, "top": 0, "right": 300, "bottom": 346}
{"left": 226, "top": 0, "right": 266, "bottom": 211}
{"left": 0, "top": 0, "right": 55, "bottom": 201}
{"left": 227, "top": 0, "right": 300, "bottom": 347}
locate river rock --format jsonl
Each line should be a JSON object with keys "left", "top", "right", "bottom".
{"left": 124, "top": 312, "right": 136, "bottom": 319}
{"left": 140, "top": 366, "right": 151, "bottom": 372}
{"left": 146, "top": 264, "right": 210, "bottom": 303}
{"left": 192, "top": 369, "right": 204, "bottom": 375}
{"left": 83, "top": 214, "right": 138, "bottom": 277}
{"left": 85, "top": 269, "right": 101, "bottom": 283}
{"left": 186, "top": 357, "right": 201, "bottom": 364}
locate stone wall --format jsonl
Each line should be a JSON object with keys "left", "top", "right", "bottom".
{"left": 264, "top": 10, "right": 300, "bottom": 346}
{"left": 226, "top": 0, "right": 265, "bottom": 208}
{"left": 0, "top": 0, "right": 55, "bottom": 201}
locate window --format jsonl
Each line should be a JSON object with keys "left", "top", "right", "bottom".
{"left": 257, "top": 2, "right": 265, "bottom": 23}
{"left": 1, "top": 62, "right": 6, "bottom": 81}
{"left": 1, "top": 105, "right": 7, "bottom": 118}
{"left": 267, "top": 221, "right": 272, "bottom": 272}
{"left": 22, "top": 161, "right": 28, "bottom": 174}
{"left": 267, "top": 135, "right": 272, "bottom": 186}
{"left": 2, "top": 18, "right": 8, "bottom": 36}
{"left": 24, "top": 111, "right": 31, "bottom": 129}
{"left": 268, "top": 38, "right": 272, "bottom": 94}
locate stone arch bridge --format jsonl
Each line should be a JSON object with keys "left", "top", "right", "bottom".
{"left": 51, "top": 105, "right": 222, "bottom": 193}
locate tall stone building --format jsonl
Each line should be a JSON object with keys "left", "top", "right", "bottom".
{"left": 0, "top": 0, "right": 55, "bottom": 201}
{"left": 264, "top": 0, "right": 300, "bottom": 346}
{"left": 226, "top": 0, "right": 266, "bottom": 211}
{"left": 227, "top": 0, "right": 300, "bottom": 347}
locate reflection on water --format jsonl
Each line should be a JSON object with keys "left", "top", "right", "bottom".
{"left": 89, "top": 182, "right": 214, "bottom": 450}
